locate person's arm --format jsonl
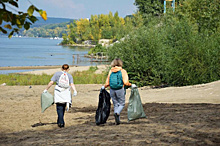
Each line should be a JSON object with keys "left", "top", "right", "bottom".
{"left": 121, "top": 69, "right": 132, "bottom": 87}
{"left": 104, "top": 70, "right": 111, "bottom": 88}
{"left": 71, "top": 83, "right": 77, "bottom": 96}
{"left": 44, "top": 72, "right": 57, "bottom": 92}
{"left": 70, "top": 83, "right": 76, "bottom": 92}
{"left": 44, "top": 81, "right": 54, "bottom": 92}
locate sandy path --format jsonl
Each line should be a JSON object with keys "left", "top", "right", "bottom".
{"left": 0, "top": 80, "right": 219, "bottom": 134}
{"left": 0, "top": 65, "right": 220, "bottom": 145}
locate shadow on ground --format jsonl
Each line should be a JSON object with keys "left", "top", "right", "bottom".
{"left": 1, "top": 103, "right": 220, "bottom": 145}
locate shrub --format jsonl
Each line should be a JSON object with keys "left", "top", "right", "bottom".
{"left": 107, "top": 13, "right": 220, "bottom": 87}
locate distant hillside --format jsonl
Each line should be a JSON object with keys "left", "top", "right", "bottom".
{"left": 31, "top": 17, "right": 74, "bottom": 28}
{"left": 21, "top": 17, "right": 76, "bottom": 38}
{"left": 0, "top": 17, "right": 74, "bottom": 37}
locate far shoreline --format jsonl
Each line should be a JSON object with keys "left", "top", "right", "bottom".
{"left": 0, "top": 64, "right": 104, "bottom": 71}
{"left": 0, "top": 64, "right": 109, "bottom": 75}
{"left": 59, "top": 43, "right": 96, "bottom": 47}
{"left": 0, "top": 65, "right": 64, "bottom": 70}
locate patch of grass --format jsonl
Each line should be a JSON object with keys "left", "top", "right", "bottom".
{"left": 0, "top": 74, "right": 52, "bottom": 86}
{"left": 0, "top": 67, "right": 107, "bottom": 86}
{"left": 72, "top": 67, "right": 106, "bottom": 84}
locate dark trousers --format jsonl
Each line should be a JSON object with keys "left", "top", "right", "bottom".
{"left": 56, "top": 103, "right": 66, "bottom": 125}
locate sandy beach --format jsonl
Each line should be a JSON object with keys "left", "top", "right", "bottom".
{"left": 0, "top": 66, "right": 220, "bottom": 145}
{"left": 0, "top": 64, "right": 108, "bottom": 75}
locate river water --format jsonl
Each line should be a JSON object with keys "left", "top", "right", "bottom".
{"left": 0, "top": 36, "right": 107, "bottom": 74}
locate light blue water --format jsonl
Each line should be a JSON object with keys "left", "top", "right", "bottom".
{"left": 0, "top": 36, "right": 107, "bottom": 74}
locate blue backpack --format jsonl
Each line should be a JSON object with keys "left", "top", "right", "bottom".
{"left": 110, "top": 70, "right": 123, "bottom": 89}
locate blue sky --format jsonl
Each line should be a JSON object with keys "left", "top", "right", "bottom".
{"left": 16, "top": 0, "right": 137, "bottom": 19}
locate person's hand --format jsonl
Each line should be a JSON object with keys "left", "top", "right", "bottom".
{"left": 101, "top": 86, "right": 105, "bottom": 90}
{"left": 131, "top": 84, "right": 137, "bottom": 88}
{"left": 66, "top": 103, "right": 70, "bottom": 111}
{"left": 43, "top": 89, "right": 47, "bottom": 93}
{"left": 73, "top": 90, "right": 77, "bottom": 96}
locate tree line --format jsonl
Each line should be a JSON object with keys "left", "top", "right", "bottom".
{"left": 22, "top": 22, "right": 70, "bottom": 38}
{"left": 61, "top": 11, "right": 143, "bottom": 45}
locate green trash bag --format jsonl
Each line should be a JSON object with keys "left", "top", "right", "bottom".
{"left": 41, "top": 92, "right": 54, "bottom": 113}
{"left": 127, "top": 87, "right": 146, "bottom": 121}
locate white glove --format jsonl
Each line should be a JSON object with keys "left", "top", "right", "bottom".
{"left": 73, "top": 90, "right": 77, "bottom": 96}
{"left": 131, "top": 84, "right": 137, "bottom": 88}
{"left": 101, "top": 86, "right": 105, "bottom": 90}
{"left": 43, "top": 89, "right": 47, "bottom": 93}
{"left": 66, "top": 103, "right": 70, "bottom": 111}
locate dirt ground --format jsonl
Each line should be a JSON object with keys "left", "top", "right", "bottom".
{"left": 0, "top": 66, "right": 219, "bottom": 145}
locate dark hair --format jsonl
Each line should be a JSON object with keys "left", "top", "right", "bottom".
{"left": 111, "top": 58, "right": 123, "bottom": 67}
{"left": 62, "top": 64, "right": 69, "bottom": 70}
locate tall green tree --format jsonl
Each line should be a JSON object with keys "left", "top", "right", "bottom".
{"left": 176, "top": 0, "right": 220, "bottom": 34}
{"left": 90, "top": 15, "right": 101, "bottom": 43}
{"left": 68, "top": 22, "right": 77, "bottom": 44}
{"left": 134, "top": 0, "right": 164, "bottom": 17}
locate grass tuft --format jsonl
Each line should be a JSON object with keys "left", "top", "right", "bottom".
{"left": 0, "top": 67, "right": 107, "bottom": 86}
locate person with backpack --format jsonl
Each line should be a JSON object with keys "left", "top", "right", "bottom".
{"left": 102, "top": 58, "right": 136, "bottom": 125}
{"left": 43, "top": 64, "right": 77, "bottom": 128}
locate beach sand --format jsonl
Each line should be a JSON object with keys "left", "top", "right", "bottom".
{"left": 0, "top": 64, "right": 108, "bottom": 75}
{"left": 0, "top": 66, "right": 220, "bottom": 145}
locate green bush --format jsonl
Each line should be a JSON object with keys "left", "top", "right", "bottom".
{"left": 107, "top": 13, "right": 220, "bottom": 87}
{"left": 108, "top": 20, "right": 164, "bottom": 86}
{"left": 88, "top": 44, "right": 107, "bottom": 55}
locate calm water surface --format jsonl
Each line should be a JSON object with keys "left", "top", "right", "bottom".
{"left": 0, "top": 36, "right": 106, "bottom": 74}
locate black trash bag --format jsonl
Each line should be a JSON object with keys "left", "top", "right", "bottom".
{"left": 95, "top": 88, "right": 111, "bottom": 125}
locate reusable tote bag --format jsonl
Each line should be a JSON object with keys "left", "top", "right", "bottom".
{"left": 127, "top": 87, "right": 146, "bottom": 121}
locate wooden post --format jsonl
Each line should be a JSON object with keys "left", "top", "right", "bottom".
{"left": 101, "top": 52, "right": 103, "bottom": 62}
{"left": 91, "top": 54, "right": 93, "bottom": 62}
{"left": 77, "top": 54, "right": 80, "bottom": 63}
{"left": 72, "top": 55, "right": 75, "bottom": 63}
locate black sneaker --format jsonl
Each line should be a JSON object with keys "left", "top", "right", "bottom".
{"left": 58, "top": 123, "right": 65, "bottom": 128}
{"left": 114, "top": 113, "right": 120, "bottom": 125}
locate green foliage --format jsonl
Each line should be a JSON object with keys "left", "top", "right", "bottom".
{"left": 176, "top": 0, "right": 220, "bottom": 34}
{"left": 88, "top": 44, "right": 106, "bottom": 55}
{"left": 88, "top": 66, "right": 98, "bottom": 72}
{"left": 60, "top": 33, "right": 68, "bottom": 45}
{"left": 23, "top": 21, "right": 71, "bottom": 38}
{"left": 0, "top": 67, "right": 106, "bottom": 85}
{"left": 0, "top": 0, "right": 46, "bottom": 38}
{"left": 107, "top": 21, "right": 164, "bottom": 86}
{"left": 107, "top": 11, "right": 220, "bottom": 87}
{"left": 0, "top": 74, "right": 52, "bottom": 86}
{"left": 61, "top": 11, "right": 142, "bottom": 45}
{"left": 134, "top": 0, "right": 164, "bottom": 17}
{"left": 72, "top": 67, "right": 106, "bottom": 84}
{"left": 105, "top": 0, "right": 220, "bottom": 87}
